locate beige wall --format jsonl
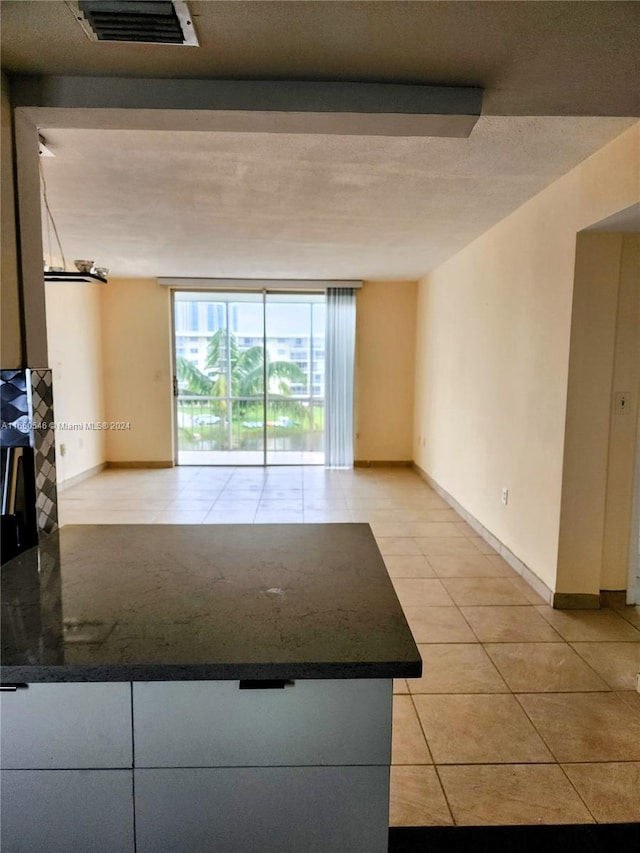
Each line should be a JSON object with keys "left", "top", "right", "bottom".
{"left": 1, "top": 73, "right": 22, "bottom": 368}
{"left": 557, "top": 233, "right": 624, "bottom": 596}
{"left": 355, "top": 281, "right": 417, "bottom": 463}
{"left": 100, "top": 277, "right": 174, "bottom": 464}
{"left": 413, "top": 123, "right": 640, "bottom": 594}
{"left": 45, "top": 281, "right": 107, "bottom": 484}
{"left": 98, "top": 279, "right": 415, "bottom": 467}
{"left": 601, "top": 234, "right": 640, "bottom": 590}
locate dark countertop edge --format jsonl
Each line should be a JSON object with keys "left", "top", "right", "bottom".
{"left": 0, "top": 660, "right": 422, "bottom": 684}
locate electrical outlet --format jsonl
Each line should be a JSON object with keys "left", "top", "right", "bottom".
{"left": 501, "top": 487, "right": 508, "bottom": 505}
{"left": 614, "top": 392, "right": 630, "bottom": 414}
{"left": 60, "top": 443, "right": 66, "bottom": 457}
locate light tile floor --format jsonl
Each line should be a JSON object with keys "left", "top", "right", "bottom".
{"left": 59, "top": 465, "right": 640, "bottom": 826}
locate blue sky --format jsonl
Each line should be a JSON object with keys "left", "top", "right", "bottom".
{"left": 176, "top": 297, "right": 326, "bottom": 338}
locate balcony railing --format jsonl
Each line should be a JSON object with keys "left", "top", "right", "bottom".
{"left": 177, "top": 395, "right": 324, "bottom": 454}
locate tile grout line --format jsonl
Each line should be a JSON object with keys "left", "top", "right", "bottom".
{"left": 406, "top": 690, "right": 456, "bottom": 827}
{"left": 565, "top": 641, "right": 637, "bottom": 691}
{"left": 555, "top": 760, "right": 600, "bottom": 824}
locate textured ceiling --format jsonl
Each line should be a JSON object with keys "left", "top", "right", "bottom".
{"left": 39, "top": 117, "right": 636, "bottom": 280}
{"left": 4, "top": 1, "right": 639, "bottom": 279}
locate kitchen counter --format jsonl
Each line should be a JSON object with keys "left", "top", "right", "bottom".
{"left": 1, "top": 523, "right": 420, "bottom": 853}
{"left": 1, "top": 523, "right": 421, "bottom": 683}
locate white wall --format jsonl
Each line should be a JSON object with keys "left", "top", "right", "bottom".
{"left": 45, "top": 281, "right": 107, "bottom": 484}
{"left": 100, "top": 277, "right": 174, "bottom": 464}
{"left": 355, "top": 281, "right": 417, "bottom": 463}
{"left": 557, "top": 233, "right": 624, "bottom": 596}
{"left": 413, "top": 123, "right": 640, "bottom": 594}
{"left": 45, "top": 277, "right": 174, "bottom": 478}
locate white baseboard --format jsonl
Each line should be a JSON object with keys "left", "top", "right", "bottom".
{"left": 413, "top": 463, "right": 553, "bottom": 605}
{"left": 57, "top": 462, "right": 108, "bottom": 492}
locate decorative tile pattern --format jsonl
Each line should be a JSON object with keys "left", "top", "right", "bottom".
{"left": 29, "top": 369, "right": 58, "bottom": 534}
{"left": 0, "top": 369, "right": 31, "bottom": 447}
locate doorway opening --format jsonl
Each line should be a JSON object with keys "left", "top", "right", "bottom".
{"left": 173, "top": 290, "right": 325, "bottom": 466}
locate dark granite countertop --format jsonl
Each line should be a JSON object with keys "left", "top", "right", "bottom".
{"left": 1, "top": 524, "right": 421, "bottom": 683}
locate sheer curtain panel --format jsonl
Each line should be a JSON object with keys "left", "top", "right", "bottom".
{"left": 325, "top": 288, "right": 356, "bottom": 469}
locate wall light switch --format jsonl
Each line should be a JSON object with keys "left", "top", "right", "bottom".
{"left": 501, "top": 488, "right": 508, "bottom": 506}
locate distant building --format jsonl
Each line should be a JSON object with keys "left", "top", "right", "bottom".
{"left": 174, "top": 301, "right": 325, "bottom": 397}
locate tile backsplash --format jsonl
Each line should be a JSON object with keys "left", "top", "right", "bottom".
{"left": 1, "top": 368, "right": 58, "bottom": 536}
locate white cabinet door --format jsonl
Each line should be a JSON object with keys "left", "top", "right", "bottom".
{"left": 1, "top": 770, "right": 134, "bottom": 853}
{"left": 133, "top": 679, "right": 392, "bottom": 767}
{"left": 0, "top": 683, "right": 132, "bottom": 769}
{"left": 135, "top": 766, "right": 390, "bottom": 853}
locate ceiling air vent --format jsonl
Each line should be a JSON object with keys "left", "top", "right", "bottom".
{"left": 74, "top": 1, "right": 198, "bottom": 46}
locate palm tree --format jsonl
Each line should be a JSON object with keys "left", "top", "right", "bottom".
{"left": 205, "top": 329, "right": 306, "bottom": 399}
{"left": 176, "top": 356, "right": 211, "bottom": 397}
{"left": 177, "top": 330, "right": 307, "bottom": 449}
{"left": 236, "top": 347, "right": 307, "bottom": 398}
{"left": 175, "top": 356, "right": 214, "bottom": 440}
{"left": 204, "top": 330, "right": 306, "bottom": 445}
{"left": 204, "top": 329, "right": 240, "bottom": 399}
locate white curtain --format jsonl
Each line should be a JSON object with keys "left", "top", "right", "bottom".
{"left": 325, "top": 288, "right": 356, "bottom": 468}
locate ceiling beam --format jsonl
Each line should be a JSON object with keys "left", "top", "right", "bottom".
{"left": 10, "top": 76, "right": 483, "bottom": 138}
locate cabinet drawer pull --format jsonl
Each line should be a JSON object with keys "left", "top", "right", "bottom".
{"left": 238, "top": 680, "right": 294, "bottom": 690}
{"left": 0, "top": 684, "right": 28, "bottom": 692}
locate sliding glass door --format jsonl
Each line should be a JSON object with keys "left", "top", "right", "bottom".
{"left": 174, "top": 292, "right": 265, "bottom": 465}
{"left": 265, "top": 293, "right": 325, "bottom": 465}
{"left": 173, "top": 291, "right": 325, "bottom": 466}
